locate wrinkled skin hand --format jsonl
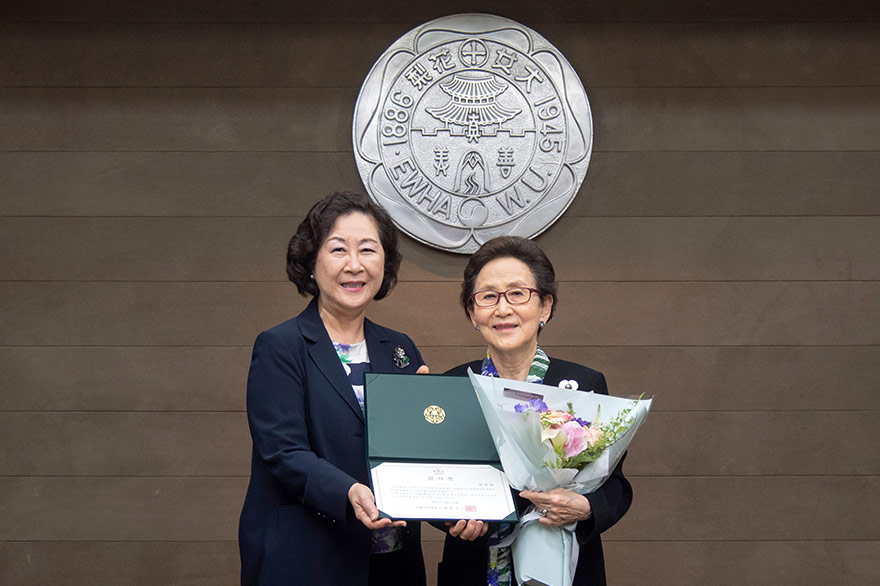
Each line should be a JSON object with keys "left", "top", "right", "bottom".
{"left": 519, "top": 488, "right": 592, "bottom": 526}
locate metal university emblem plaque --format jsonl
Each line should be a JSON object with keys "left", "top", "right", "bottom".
{"left": 353, "top": 14, "right": 593, "bottom": 254}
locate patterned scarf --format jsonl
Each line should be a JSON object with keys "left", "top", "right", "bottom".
{"left": 482, "top": 346, "right": 549, "bottom": 586}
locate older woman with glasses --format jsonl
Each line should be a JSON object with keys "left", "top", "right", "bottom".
{"left": 436, "top": 236, "right": 632, "bottom": 586}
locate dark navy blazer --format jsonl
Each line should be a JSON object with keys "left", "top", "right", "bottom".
{"left": 239, "top": 298, "right": 427, "bottom": 586}
{"left": 437, "top": 358, "right": 633, "bottom": 586}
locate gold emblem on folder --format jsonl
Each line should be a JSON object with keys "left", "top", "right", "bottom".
{"left": 424, "top": 405, "right": 446, "bottom": 424}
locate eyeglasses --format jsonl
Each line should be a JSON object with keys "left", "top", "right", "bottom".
{"left": 471, "top": 287, "right": 540, "bottom": 307}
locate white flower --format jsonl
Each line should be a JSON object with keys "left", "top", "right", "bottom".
{"left": 558, "top": 379, "right": 579, "bottom": 390}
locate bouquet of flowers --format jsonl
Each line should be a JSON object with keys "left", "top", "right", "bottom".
{"left": 468, "top": 370, "right": 653, "bottom": 586}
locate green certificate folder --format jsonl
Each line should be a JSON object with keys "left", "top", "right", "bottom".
{"left": 364, "top": 372, "right": 517, "bottom": 521}
{"left": 364, "top": 373, "right": 499, "bottom": 464}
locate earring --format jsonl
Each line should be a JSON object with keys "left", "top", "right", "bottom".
{"left": 539, "top": 320, "right": 546, "bottom": 329}
{"left": 474, "top": 325, "right": 479, "bottom": 331}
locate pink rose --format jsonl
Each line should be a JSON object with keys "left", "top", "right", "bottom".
{"left": 561, "top": 422, "right": 605, "bottom": 458}
{"left": 561, "top": 421, "right": 588, "bottom": 458}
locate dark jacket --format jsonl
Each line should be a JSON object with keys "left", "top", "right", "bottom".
{"left": 437, "top": 358, "right": 632, "bottom": 586}
{"left": 239, "top": 298, "right": 427, "bottom": 586}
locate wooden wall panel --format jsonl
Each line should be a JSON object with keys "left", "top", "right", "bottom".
{"left": 2, "top": 87, "right": 879, "bottom": 152}
{"left": 0, "top": 411, "right": 874, "bottom": 477}
{"left": 0, "top": 88, "right": 353, "bottom": 152}
{"left": 3, "top": 217, "right": 878, "bottom": 281}
{"left": 0, "top": 217, "right": 295, "bottom": 282}
{"left": 0, "top": 23, "right": 390, "bottom": 88}
{"left": 537, "top": 217, "right": 880, "bottom": 281}
{"left": 4, "top": 345, "right": 878, "bottom": 412}
{"left": 4, "top": 1, "right": 880, "bottom": 23}
{"left": 0, "top": 542, "right": 240, "bottom": 586}
{"left": 0, "top": 477, "right": 246, "bottom": 541}
{"left": 2, "top": 281, "right": 877, "bottom": 346}
{"left": 610, "top": 476, "right": 880, "bottom": 541}
{"left": 0, "top": 152, "right": 363, "bottom": 216}
{"left": 3, "top": 23, "right": 878, "bottom": 88}
{"left": 533, "top": 346, "right": 880, "bottom": 411}
{"left": 0, "top": 347, "right": 250, "bottom": 411}
{"left": 4, "top": 152, "right": 879, "bottom": 217}
{"left": 0, "top": 282, "right": 302, "bottom": 346}
{"left": 591, "top": 87, "right": 880, "bottom": 151}
{"left": 2, "top": 540, "right": 876, "bottom": 586}
{"left": 604, "top": 542, "right": 880, "bottom": 586}
{"left": 0, "top": 86, "right": 880, "bottom": 152}
{"left": 573, "top": 152, "right": 880, "bottom": 217}
{"left": 1, "top": 476, "right": 876, "bottom": 541}
{"left": 0, "top": 413, "right": 251, "bottom": 476}
{"left": 623, "top": 412, "right": 879, "bottom": 476}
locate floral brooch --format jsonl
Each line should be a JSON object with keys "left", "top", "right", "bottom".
{"left": 393, "top": 346, "right": 410, "bottom": 369}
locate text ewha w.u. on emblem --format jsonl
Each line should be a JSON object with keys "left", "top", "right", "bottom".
{"left": 353, "top": 14, "right": 593, "bottom": 253}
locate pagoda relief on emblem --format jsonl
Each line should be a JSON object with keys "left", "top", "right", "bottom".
{"left": 353, "top": 14, "right": 593, "bottom": 253}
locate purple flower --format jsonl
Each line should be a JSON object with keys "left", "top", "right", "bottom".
{"left": 529, "top": 399, "right": 549, "bottom": 412}
{"left": 514, "top": 399, "right": 549, "bottom": 413}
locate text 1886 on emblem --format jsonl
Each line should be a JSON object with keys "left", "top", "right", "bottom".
{"left": 354, "top": 14, "right": 593, "bottom": 254}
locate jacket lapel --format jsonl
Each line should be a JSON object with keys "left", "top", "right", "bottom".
{"left": 364, "top": 318, "right": 394, "bottom": 374}
{"left": 298, "top": 298, "right": 365, "bottom": 422}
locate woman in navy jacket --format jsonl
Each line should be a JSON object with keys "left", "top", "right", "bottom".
{"left": 437, "top": 236, "right": 632, "bottom": 586}
{"left": 239, "top": 192, "right": 427, "bottom": 586}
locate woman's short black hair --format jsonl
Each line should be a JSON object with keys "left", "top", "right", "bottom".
{"left": 287, "top": 191, "right": 401, "bottom": 300}
{"left": 460, "top": 236, "right": 558, "bottom": 322}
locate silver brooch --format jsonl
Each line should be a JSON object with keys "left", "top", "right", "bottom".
{"left": 393, "top": 346, "right": 411, "bottom": 369}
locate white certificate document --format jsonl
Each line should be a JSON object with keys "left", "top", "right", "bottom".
{"left": 371, "top": 462, "right": 516, "bottom": 520}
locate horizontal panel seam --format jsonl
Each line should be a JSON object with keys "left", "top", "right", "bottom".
{"left": 602, "top": 538, "right": 880, "bottom": 543}
{"left": 1, "top": 409, "right": 877, "bottom": 414}
{"left": 3, "top": 18, "right": 880, "bottom": 24}
{"left": 1, "top": 344, "right": 876, "bottom": 348}
{"left": 2, "top": 152, "right": 880, "bottom": 159}
{"left": 1, "top": 279, "right": 879, "bottom": 283}
{"left": 2, "top": 214, "right": 880, "bottom": 219}
{"left": 0, "top": 475, "right": 251, "bottom": 478}
{"left": 3, "top": 84, "right": 880, "bottom": 89}
{"left": 0, "top": 538, "right": 877, "bottom": 544}
{"left": 0, "top": 342, "right": 880, "bottom": 350}
{"left": 0, "top": 474, "right": 876, "bottom": 479}
{"left": 2, "top": 149, "right": 880, "bottom": 154}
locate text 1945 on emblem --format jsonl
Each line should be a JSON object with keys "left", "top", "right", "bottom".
{"left": 353, "top": 14, "right": 593, "bottom": 254}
